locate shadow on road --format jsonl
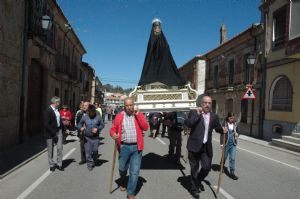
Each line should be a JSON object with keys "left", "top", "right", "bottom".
{"left": 113, "top": 176, "right": 147, "bottom": 195}
{"left": 62, "top": 158, "right": 76, "bottom": 169}
{"left": 94, "top": 159, "right": 108, "bottom": 167}
{"left": 177, "top": 170, "right": 217, "bottom": 198}
{"left": 141, "top": 153, "right": 185, "bottom": 170}
{"left": 211, "top": 163, "right": 230, "bottom": 178}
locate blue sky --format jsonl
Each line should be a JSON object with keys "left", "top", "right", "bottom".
{"left": 58, "top": 0, "right": 261, "bottom": 88}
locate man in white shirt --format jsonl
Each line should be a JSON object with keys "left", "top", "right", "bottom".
{"left": 43, "top": 96, "right": 64, "bottom": 172}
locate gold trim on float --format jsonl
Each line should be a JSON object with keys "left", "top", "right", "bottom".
{"left": 143, "top": 93, "right": 182, "bottom": 101}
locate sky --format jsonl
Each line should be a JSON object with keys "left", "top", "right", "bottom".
{"left": 57, "top": 0, "right": 261, "bottom": 88}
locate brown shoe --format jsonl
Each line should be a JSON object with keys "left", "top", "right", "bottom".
{"left": 127, "top": 195, "right": 136, "bottom": 199}
{"left": 120, "top": 186, "right": 126, "bottom": 192}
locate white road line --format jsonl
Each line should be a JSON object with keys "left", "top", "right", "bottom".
{"left": 212, "top": 138, "right": 300, "bottom": 171}
{"left": 16, "top": 148, "right": 76, "bottom": 199}
{"left": 155, "top": 137, "right": 166, "bottom": 145}
{"left": 213, "top": 186, "right": 235, "bottom": 199}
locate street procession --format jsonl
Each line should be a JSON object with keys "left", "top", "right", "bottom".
{"left": 1, "top": 0, "right": 300, "bottom": 199}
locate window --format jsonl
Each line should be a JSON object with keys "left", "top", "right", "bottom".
{"left": 269, "top": 76, "right": 293, "bottom": 111}
{"left": 289, "top": 0, "right": 300, "bottom": 40}
{"left": 241, "top": 100, "right": 248, "bottom": 123}
{"left": 212, "top": 100, "right": 216, "bottom": 113}
{"left": 55, "top": 88, "right": 59, "bottom": 97}
{"left": 244, "top": 53, "right": 252, "bottom": 84}
{"left": 213, "top": 65, "right": 218, "bottom": 88}
{"left": 272, "top": 5, "right": 287, "bottom": 48}
{"left": 64, "top": 90, "right": 69, "bottom": 105}
{"left": 228, "top": 59, "right": 234, "bottom": 86}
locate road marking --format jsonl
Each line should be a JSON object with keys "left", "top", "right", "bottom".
{"left": 213, "top": 186, "right": 235, "bottom": 199}
{"left": 16, "top": 148, "right": 76, "bottom": 199}
{"left": 212, "top": 138, "right": 300, "bottom": 171}
{"left": 155, "top": 137, "right": 166, "bottom": 145}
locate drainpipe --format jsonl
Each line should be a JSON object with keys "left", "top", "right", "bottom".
{"left": 19, "top": 0, "right": 29, "bottom": 143}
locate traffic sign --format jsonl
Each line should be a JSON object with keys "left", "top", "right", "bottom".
{"left": 242, "top": 85, "right": 256, "bottom": 100}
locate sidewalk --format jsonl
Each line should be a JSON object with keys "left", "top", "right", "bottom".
{"left": 238, "top": 134, "right": 300, "bottom": 156}
{"left": 0, "top": 134, "right": 47, "bottom": 179}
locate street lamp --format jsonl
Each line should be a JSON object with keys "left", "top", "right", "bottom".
{"left": 246, "top": 54, "right": 256, "bottom": 138}
{"left": 247, "top": 54, "right": 256, "bottom": 65}
{"left": 41, "top": 15, "right": 52, "bottom": 30}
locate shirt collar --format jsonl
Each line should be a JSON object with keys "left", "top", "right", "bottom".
{"left": 50, "top": 105, "right": 57, "bottom": 111}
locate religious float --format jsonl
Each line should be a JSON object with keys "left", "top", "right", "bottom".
{"left": 129, "top": 19, "right": 198, "bottom": 112}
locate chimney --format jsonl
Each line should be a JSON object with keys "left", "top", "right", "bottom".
{"left": 220, "top": 23, "right": 227, "bottom": 45}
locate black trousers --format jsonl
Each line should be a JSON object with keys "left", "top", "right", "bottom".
{"left": 188, "top": 144, "right": 212, "bottom": 193}
{"left": 168, "top": 130, "right": 182, "bottom": 159}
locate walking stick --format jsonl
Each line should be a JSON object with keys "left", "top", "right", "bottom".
{"left": 109, "top": 141, "right": 117, "bottom": 193}
{"left": 216, "top": 133, "right": 226, "bottom": 194}
{"left": 184, "top": 126, "right": 189, "bottom": 163}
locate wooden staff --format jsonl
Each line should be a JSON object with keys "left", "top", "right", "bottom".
{"left": 183, "top": 126, "right": 189, "bottom": 163}
{"left": 109, "top": 141, "right": 118, "bottom": 193}
{"left": 216, "top": 132, "right": 226, "bottom": 194}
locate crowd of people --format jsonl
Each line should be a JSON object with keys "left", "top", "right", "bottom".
{"left": 43, "top": 95, "right": 239, "bottom": 199}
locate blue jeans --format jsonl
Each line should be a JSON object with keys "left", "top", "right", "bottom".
{"left": 119, "top": 144, "right": 142, "bottom": 196}
{"left": 224, "top": 143, "right": 237, "bottom": 172}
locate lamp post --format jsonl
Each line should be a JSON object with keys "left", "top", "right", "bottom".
{"left": 247, "top": 54, "right": 256, "bottom": 137}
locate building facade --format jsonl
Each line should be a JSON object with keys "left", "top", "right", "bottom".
{"left": 179, "top": 55, "right": 206, "bottom": 95}
{"left": 205, "top": 24, "right": 265, "bottom": 138}
{"left": 260, "top": 0, "right": 300, "bottom": 140}
{"left": 0, "top": 0, "right": 93, "bottom": 148}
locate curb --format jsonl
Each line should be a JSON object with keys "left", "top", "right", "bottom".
{"left": 238, "top": 135, "right": 300, "bottom": 156}
{"left": 0, "top": 148, "right": 47, "bottom": 180}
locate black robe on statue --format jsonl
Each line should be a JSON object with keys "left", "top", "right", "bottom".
{"left": 138, "top": 21, "right": 186, "bottom": 86}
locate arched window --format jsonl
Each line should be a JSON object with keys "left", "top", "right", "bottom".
{"left": 269, "top": 76, "right": 293, "bottom": 111}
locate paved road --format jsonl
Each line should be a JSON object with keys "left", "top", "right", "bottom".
{"left": 1, "top": 121, "right": 300, "bottom": 199}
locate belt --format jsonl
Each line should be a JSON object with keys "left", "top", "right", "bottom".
{"left": 121, "top": 142, "right": 137, "bottom": 145}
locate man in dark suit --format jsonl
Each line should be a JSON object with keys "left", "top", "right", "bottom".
{"left": 43, "top": 96, "right": 64, "bottom": 172}
{"left": 186, "top": 95, "right": 227, "bottom": 199}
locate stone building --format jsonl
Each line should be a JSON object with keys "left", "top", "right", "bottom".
{"left": 178, "top": 55, "right": 206, "bottom": 95}
{"left": 0, "top": 0, "right": 91, "bottom": 148}
{"left": 205, "top": 23, "right": 265, "bottom": 137}
{"left": 0, "top": 0, "right": 26, "bottom": 147}
{"left": 80, "top": 62, "right": 95, "bottom": 103}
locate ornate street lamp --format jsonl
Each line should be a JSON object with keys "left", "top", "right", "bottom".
{"left": 41, "top": 15, "right": 52, "bottom": 30}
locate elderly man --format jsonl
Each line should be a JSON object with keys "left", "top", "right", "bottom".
{"left": 43, "top": 96, "right": 64, "bottom": 172}
{"left": 110, "top": 97, "right": 149, "bottom": 199}
{"left": 186, "top": 95, "right": 227, "bottom": 199}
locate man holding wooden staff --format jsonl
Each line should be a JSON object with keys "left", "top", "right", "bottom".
{"left": 186, "top": 95, "right": 227, "bottom": 199}
{"left": 110, "top": 97, "right": 149, "bottom": 199}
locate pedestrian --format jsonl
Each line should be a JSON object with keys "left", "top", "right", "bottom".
{"left": 75, "top": 101, "right": 89, "bottom": 165}
{"left": 110, "top": 97, "right": 149, "bottom": 199}
{"left": 59, "top": 105, "right": 72, "bottom": 142}
{"left": 168, "top": 111, "right": 183, "bottom": 165}
{"left": 186, "top": 95, "right": 227, "bottom": 199}
{"left": 43, "top": 96, "right": 64, "bottom": 172}
{"left": 220, "top": 112, "right": 239, "bottom": 180}
{"left": 101, "top": 104, "right": 106, "bottom": 122}
{"left": 95, "top": 103, "right": 103, "bottom": 117}
{"left": 149, "top": 112, "right": 159, "bottom": 137}
{"left": 78, "top": 105, "right": 104, "bottom": 171}
{"left": 107, "top": 105, "right": 112, "bottom": 121}
{"left": 161, "top": 112, "right": 170, "bottom": 137}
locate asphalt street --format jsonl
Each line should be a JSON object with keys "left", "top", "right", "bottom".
{"left": 1, "top": 120, "right": 300, "bottom": 199}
